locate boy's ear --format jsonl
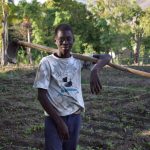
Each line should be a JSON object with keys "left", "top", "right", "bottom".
{"left": 54, "top": 35, "right": 57, "bottom": 42}
{"left": 54, "top": 38, "right": 57, "bottom": 44}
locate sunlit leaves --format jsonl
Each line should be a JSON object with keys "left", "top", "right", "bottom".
{"left": 53, "top": 11, "right": 71, "bottom": 26}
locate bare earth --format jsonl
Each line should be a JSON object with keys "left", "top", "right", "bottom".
{"left": 0, "top": 65, "right": 150, "bottom": 150}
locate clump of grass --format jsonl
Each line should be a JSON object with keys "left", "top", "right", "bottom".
{"left": 25, "top": 124, "right": 44, "bottom": 135}
{"left": 0, "top": 85, "right": 9, "bottom": 92}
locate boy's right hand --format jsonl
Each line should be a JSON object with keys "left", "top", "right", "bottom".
{"left": 38, "top": 89, "right": 70, "bottom": 140}
{"left": 37, "top": 89, "right": 70, "bottom": 140}
{"left": 55, "top": 118, "right": 70, "bottom": 140}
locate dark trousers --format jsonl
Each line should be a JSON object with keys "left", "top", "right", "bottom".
{"left": 44, "top": 114, "right": 81, "bottom": 150}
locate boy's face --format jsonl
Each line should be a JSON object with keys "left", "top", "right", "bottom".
{"left": 55, "top": 30, "right": 74, "bottom": 57}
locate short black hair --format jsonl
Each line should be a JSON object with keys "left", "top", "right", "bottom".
{"left": 54, "top": 24, "right": 73, "bottom": 36}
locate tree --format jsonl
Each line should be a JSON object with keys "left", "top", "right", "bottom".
{"left": 1, "top": 0, "right": 9, "bottom": 65}
{"left": 9, "top": 0, "right": 46, "bottom": 63}
{"left": 21, "top": 16, "right": 32, "bottom": 64}
{"left": 87, "top": 0, "right": 127, "bottom": 54}
{"left": 88, "top": 0, "right": 150, "bottom": 64}
{"left": 4, "top": 0, "right": 149, "bottom": 65}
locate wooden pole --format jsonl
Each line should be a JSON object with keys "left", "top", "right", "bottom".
{"left": 16, "top": 40, "right": 150, "bottom": 78}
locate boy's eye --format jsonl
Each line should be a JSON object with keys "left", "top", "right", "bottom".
{"left": 59, "top": 37, "right": 72, "bottom": 42}
{"left": 67, "top": 37, "right": 72, "bottom": 41}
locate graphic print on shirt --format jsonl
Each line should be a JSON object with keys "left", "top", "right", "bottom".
{"left": 51, "top": 61, "right": 79, "bottom": 97}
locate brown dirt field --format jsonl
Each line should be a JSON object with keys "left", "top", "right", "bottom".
{"left": 0, "top": 65, "right": 150, "bottom": 150}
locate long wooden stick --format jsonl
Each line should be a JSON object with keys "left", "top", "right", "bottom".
{"left": 17, "top": 40, "right": 150, "bottom": 78}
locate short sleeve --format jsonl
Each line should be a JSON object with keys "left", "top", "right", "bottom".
{"left": 33, "top": 59, "right": 51, "bottom": 89}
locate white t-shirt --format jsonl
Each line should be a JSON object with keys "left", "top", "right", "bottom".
{"left": 33, "top": 54, "right": 86, "bottom": 116}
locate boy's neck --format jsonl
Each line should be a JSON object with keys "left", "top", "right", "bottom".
{"left": 54, "top": 52, "right": 71, "bottom": 58}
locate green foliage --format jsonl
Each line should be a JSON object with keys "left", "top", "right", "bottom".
{"left": 1, "top": 0, "right": 150, "bottom": 64}
{"left": 72, "top": 35, "right": 83, "bottom": 53}
{"left": 82, "top": 43, "right": 96, "bottom": 54}
{"left": 17, "top": 48, "right": 29, "bottom": 64}
{"left": 32, "top": 50, "right": 48, "bottom": 64}
{"left": 32, "top": 21, "right": 45, "bottom": 44}
{"left": 25, "top": 124, "right": 44, "bottom": 135}
{"left": 53, "top": 11, "right": 71, "bottom": 26}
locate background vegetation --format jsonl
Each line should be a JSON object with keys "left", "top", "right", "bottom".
{"left": 0, "top": 0, "right": 150, "bottom": 65}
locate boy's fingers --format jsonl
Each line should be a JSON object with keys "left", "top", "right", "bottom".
{"left": 90, "top": 84, "right": 94, "bottom": 94}
{"left": 96, "top": 77, "right": 102, "bottom": 89}
{"left": 90, "top": 75, "right": 102, "bottom": 94}
{"left": 61, "top": 132, "right": 69, "bottom": 140}
{"left": 98, "top": 82, "right": 102, "bottom": 90}
{"left": 97, "top": 82, "right": 101, "bottom": 90}
{"left": 95, "top": 82, "right": 102, "bottom": 94}
{"left": 91, "top": 87, "right": 95, "bottom": 94}
{"left": 63, "top": 135, "right": 68, "bottom": 140}
{"left": 93, "top": 83, "right": 100, "bottom": 94}
{"left": 90, "top": 80, "right": 101, "bottom": 94}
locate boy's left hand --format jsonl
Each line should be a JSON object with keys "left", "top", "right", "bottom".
{"left": 90, "top": 69, "right": 102, "bottom": 94}
{"left": 90, "top": 54, "right": 111, "bottom": 94}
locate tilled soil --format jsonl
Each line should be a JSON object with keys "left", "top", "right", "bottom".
{"left": 0, "top": 65, "right": 150, "bottom": 150}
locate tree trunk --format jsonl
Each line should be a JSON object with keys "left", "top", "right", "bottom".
{"left": 27, "top": 28, "right": 33, "bottom": 64}
{"left": 1, "top": 0, "right": 8, "bottom": 66}
{"left": 134, "top": 40, "right": 141, "bottom": 64}
{"left": 133, "top": 29, "right": 143, "bottom": 65}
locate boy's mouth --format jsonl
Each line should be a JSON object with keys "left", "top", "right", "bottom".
{"left": 62, "top": 46, "right": 69, "bottom": 49}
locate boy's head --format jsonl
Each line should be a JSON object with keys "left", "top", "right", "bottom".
{"left": 54, "top": 24, "right": 73, "bottom": 37}
{"left": 54, "top": 24, "right": 74, "bottom": 57}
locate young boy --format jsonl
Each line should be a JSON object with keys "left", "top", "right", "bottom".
{"left": 33, "top": 24, "right": 111, "bottom": 150}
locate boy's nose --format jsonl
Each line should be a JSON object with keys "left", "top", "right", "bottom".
{"left": 62, "top": 39, "right": 69, "bottom": 44}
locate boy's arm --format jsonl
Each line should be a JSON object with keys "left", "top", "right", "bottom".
{"left": 38, "top": 88, "right": 69, "bottom": 140}
{"left": 90, "top": 54, "right": 112, "bottom": 94}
